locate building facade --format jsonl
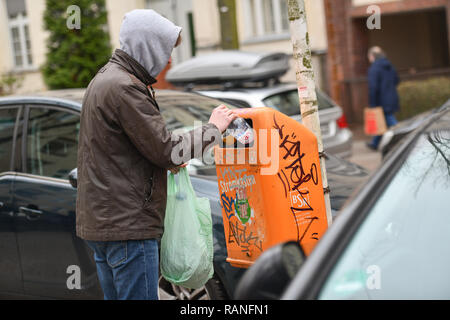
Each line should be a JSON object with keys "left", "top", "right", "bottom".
{"left": 0, "top": 0, "right": 329, "bottom": 94}
{"left": 0, "top": 0, "right": 196, "bottom": 93}
{"left": 192, "top": 0, "right": 329, "bottom": 89}
{"left": 325, "top": 0, "right": 450, "bottom": 123}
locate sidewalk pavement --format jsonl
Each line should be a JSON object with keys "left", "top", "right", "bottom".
{"left": 347, "top": 124, "right": 382, "bottom": 173}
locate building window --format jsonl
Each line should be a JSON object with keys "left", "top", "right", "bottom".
{"left": 6, "top": 0, "right": 33, "bottom": 69}
{"left": 243, "top": 0, "right": 290, "bottom": 41}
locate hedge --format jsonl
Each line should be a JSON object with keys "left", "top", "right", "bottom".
{"left": 397, "top": 76, "right": 450, "bottom": 121}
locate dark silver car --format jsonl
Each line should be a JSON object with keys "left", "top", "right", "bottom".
{"left": 199, "top": 83, "right": 353, "bottom": 158}
{"left": 166, "top": 51, "right": 353, "bottom": 158}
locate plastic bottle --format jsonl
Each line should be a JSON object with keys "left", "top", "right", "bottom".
{"left": 225, "top": 117, "right": 254, "bottom": 145}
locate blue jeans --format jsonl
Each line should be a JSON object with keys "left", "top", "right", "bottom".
{"left": 370, "top": 113, "right": 398, "bottom": 149}
{"left": 86, "top": 239, "right": 159, "bottom": 300}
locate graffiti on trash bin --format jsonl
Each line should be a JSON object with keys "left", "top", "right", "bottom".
{"left": 220, "top": 188, "right": 261, "bottom": 254}
{"left": 228, "top": 219, "right": 263, "bottom": 254}
{"left": 218, "top": 166, "right": 261, "bottom": 254}
{"left": 221, "top": 192, "right": 236, "bottom": 220}
{"left": 273, "top": 115, "right": 321, "bottom": 243}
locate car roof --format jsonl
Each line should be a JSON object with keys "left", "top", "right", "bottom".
{"left": 197, "top": 83, "right": 300, "bottom": 108}
{"left": 0, "top": 91, "right": 83, "bottom": 112}
{"left": 197, "top": 83, "right": 338, "bottom": 112}
{"left": 0, "top": 88, "right": 224, "bottom": 111}
{"left": 197, "top": 82, "right": 335, "bottom": 104}
{"left": 424, "top": 99, "right": 450, "bottom": 133}
{"left": 198, "top": 82, "right": 298, "bottom": 99}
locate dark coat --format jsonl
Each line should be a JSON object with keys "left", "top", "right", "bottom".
{"left": 368, "top": 58, "right": 400, "bottom": 114}
{"left": 76, "top": 49, "right": 220, "bottom": 241}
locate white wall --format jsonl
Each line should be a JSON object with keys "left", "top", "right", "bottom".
{"left": 26, "top": 0, "right": 46, "bottom": 69}
{"left": 0, "top": 0, "right": 46, "bottom": 93}
{"left": 106, "top": 0, "right": 146, "bottom": 50}
{"left": 0, "top": 0, "right": 13, "bottom": 74}
{"left": 192, "top": 0, "right": 221, "bottom": 52}
{"left": 146, "top": 0, "right": 194, "bottom": 65}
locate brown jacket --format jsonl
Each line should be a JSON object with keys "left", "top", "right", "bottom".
{"left": 76, "top": 49, "right": 220, "bottom": 241}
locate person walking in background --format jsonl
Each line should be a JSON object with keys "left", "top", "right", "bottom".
{"left": 366, "top": 46, "right": 400, "bottom": 151}
{"left": 76, "top": 9, "right": 237, "bottom": 300}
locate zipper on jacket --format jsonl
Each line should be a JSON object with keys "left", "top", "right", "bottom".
{"left": 146, "top": 85, "right": 160, "bottom": 110}
{"left": 147, "top": 85, "right": 156, "bottom": 99}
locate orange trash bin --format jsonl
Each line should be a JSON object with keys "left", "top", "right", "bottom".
{"left": 215, "top": 107, "right": 329, "bottom": 268}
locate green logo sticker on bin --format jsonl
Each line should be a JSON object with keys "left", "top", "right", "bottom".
{"left": 235, "top": 187, "right": 252, "bottom": 224}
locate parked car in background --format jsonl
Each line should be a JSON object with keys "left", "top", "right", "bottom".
{"left": 0, "top": 89, "right": 368, "bottom": 300}
{"left": 166, "top": 51, "right": 353, "bottom": 158}
{"left": 199, "top": 84, "right": 353, "bottom": 158}
{"left": 236, "top": 100, "right": 450, "bottom": 300}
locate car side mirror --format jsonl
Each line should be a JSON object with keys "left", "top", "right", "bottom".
{"left": 234, "top": 241, "right": 306, "bottom": 300}
{"left": 69, "top": 168, "right": 78, "bottom": 189}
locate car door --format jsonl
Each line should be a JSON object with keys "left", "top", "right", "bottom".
{"left": 0, "top": 105, "right": 24, "bottom": 296}
{"left": 11, "top": 104, "right": 102, "bottom": 299}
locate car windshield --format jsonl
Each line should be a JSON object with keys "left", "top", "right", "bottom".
{"left": 157, "top": 92, "right": 237, "bottom": 133}
{"left": 156, "top": 91, "right": 238, "bottom": 176}
{"left": 319, "top": 130, "right": 450, "bottom": 299}
{"left": 262, "top": 89, "right": 335, "bottom": 116}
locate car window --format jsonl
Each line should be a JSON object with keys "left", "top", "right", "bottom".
{"left": 317, "top": 90, "right": 336, "bottom": 110}
{"left": 263, "top": 89, "right": 300, "bottom": 116}
{"left": 319, "top": 130, "right": 450, "bottom": 299}
{"left": 218, "top": 98, "right": 252, "bottom": 109}
{"left": 262, "top": 89, "right": 335, "bottom": 117}
{"left": 0, "top": 107, "right": 18, "bottom": 172}
{"left": 157, "top": 93, "right": 237, "bottom": 132}
{"left": 26, "top": 107, "right": 79, "bottom": 179}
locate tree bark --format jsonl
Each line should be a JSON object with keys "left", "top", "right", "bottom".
{"left": 287, "top": 0, "right": 332, "bottom": 225}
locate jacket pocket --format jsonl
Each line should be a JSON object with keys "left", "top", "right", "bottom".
{"left": 143, "top": 172, "right": 155, "bottom": 208}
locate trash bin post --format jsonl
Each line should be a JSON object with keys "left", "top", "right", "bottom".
{"left": 287, "top": 0, "right": 333, "bottom": 227}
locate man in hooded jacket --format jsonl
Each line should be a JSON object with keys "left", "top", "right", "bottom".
{"left": 76, "top": 9, "right": 237, "bottom": 300}
{"left": 366, "top": 46, "right": 400, "bottom": 150}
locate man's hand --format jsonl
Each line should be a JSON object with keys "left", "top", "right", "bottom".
{"left": 209, "top": 105, "right": 238, "bottom": 133}
{"left": 169, "top": 163, "right": 187, "bottom": 174}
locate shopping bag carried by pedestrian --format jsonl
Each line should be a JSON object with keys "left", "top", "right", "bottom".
{"left": 364, "top": 106, "right": 388, "bottom": 136}
{"left": 160, "top": 167, "right": 214, "bottom": 289}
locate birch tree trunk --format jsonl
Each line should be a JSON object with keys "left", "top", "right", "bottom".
{"left": 287, "top": 0, "right": 333, "bottom": 226}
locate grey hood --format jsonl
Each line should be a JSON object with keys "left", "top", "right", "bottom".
{"left": 119, "top": 9, "right": 182, "bottom": 78}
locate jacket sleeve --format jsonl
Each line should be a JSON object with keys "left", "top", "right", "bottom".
{"left": 368, "top": 66, "right": 380, "bottom": 108}
{"left": 116, "top": 83, "right": 221, "bottom": 169}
